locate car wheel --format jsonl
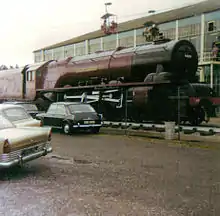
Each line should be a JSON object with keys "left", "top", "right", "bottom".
{"left": 63, "top": 123, "right": 71, "bottom": 134}
{"left": 92, "top": 127, "right": 100, "bottom": 134}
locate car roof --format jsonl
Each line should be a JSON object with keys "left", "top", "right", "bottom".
{"left": 3, "top": 101, "right": 34, "bottom": 104}
{"left": 52, "top": 102, "right": 91, "bottom": 106}
{"left": 0, "top": 104, "right": 25, "bottom": 110}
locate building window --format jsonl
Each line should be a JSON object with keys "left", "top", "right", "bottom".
{"left": 204, "top": 33, "right": 219, "bottom": 52}
{"left": 208, "top": 21, "right": 216, "bottom": 32}
{"left": 136, "top": 28, "right": 146, "bottom": 46}
{"left": 44, "top": 49, "right": 53, "bottom": 61}
{"left": 118, "top": 30, "right": 134, "bottom": 47}
{"left": 103, "top": 34, "right": 117, "bottom": 50}
{"left": 64, "top": 44, "right": 74, "bottom": 58}
{"left": 34, "top": 51, "right": 41, "bottom": 63}
{"left": 161, "top": 28, "right": 176, "bottom": 39}
{"left": 53, "top": 47, "right": 64, "bottom": 60}
{"left": 75, "top": 42, "right": 85, "bottom": 56}
{"left": 189, "top": 36, "right": 200, "bottom": 53}
{"left": 179, "top": 26, "right": 190, "bottom": 38}
{"left": 204, "top": 10, "right": 220, "bottom": 22}
{"left": 88, "top": 38, "right": 101, "bottom": 54}
{"left": 190, "top": 23, "right": 200, "bottom": 36}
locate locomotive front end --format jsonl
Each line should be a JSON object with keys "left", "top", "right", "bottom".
{"left": 131, "top": 39, "right": 198, "bottom": 83}
{"left": 170, "top": 40, "right": 198, "bottom": 82}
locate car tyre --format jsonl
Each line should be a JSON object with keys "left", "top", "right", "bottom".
{"left": 92, "top": 127, "right": 100, "bottom": 134}
{"left": 63, "top": 122, "right": 71, "bottom": 135}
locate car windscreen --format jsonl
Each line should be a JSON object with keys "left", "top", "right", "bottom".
{"left": 21, "top": 103, "right": 38, "bottom": 111}
{"left": 67, "top": 104, "right": 96, "bottom": 113}
{"left": 3, "top": 107, "right": 31, "bottom": 121}
{"left": 0, "top": 115, "right": 15, "bottom": 130}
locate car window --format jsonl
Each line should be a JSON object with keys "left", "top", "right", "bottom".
{"left": 0, "top": 115, "right": 14, "bottom": 130}
{"left": 67, "top": 104, "right": 95, "bottom": 113}
{"left": 47, "top": 104, "right": 57, "bottom": 114}
{"left": 3, "top": 107, "right": 31, "bottom": 121}
{"left": 56, "top": 105, "right": 66, "bottom": 115}
{"left": 21, "top": 103, "right": 38, "bottom": 111}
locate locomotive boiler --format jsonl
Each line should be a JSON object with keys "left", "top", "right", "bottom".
{"left": 39, "top": 38, "right": 198, "bottom": 90}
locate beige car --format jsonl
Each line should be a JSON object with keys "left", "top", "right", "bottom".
{"left": 0, "top": 104, "right": 41, "bottom": 127}
{"left": 0, "top": 115, "right": 52, "bottom": 168}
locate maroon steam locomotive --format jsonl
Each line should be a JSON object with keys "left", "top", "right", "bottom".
{"left": 0, "top": 37, "right": 218, "bottom": 125}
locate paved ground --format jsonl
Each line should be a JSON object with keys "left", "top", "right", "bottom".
{"left": 0, "top": 131, "right": 220, "bottom": 215}
{"left": 209, "top": 117, "right": 220, "bottom": 127}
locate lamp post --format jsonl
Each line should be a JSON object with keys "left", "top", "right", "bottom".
{"left": 105, "top": 2, "right": 112, "bottom": 13}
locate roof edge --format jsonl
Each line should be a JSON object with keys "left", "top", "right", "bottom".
{"left": 33, "top": 0, "right": 217, "bottom": 52}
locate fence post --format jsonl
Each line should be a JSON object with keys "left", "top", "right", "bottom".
{"left": 124, "top": 88, "right": 128, "bottom": 135}
{"left": 177, "top": 86, "right": 181, "bottom": 141}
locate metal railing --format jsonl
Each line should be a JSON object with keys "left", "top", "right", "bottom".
{"left": 199, "top": 52, "right": 220, "bottom": 63}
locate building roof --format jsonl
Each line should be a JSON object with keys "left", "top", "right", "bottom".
{"left": 34, "top": 0, "right": 220, "bottom": 52}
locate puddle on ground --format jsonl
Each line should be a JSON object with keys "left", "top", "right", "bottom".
{"left": 73, "top": 159, "right": 92, "bottom": 164}
{"left": 46, "top": 154, "right": 93, "bottom": 165}
{"left": 50, "top": 155, "right": 70, "bottom": 160}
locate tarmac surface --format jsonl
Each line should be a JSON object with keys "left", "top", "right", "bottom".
{"left": 0, "top": 131, "right": 220, "bottom": 215}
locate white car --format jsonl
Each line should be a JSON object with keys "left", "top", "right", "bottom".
{"left": 0, "top": 115, "right": 52, "bottom": 168}
{"left": 0, "top": 104, "right": 41, "bottom": 127}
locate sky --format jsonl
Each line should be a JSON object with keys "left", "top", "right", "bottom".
{"left": 0, "top": 0, "right": 205, "bottom": 67}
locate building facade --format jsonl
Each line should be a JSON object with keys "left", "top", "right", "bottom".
{"left": 33, "top": 0, "right": 220, "bottom": 94}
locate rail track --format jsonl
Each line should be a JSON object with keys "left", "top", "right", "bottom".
{"left": 102, "top": 121, "right": 220, "bottom": 136}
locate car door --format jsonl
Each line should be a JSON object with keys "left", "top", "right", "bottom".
{"left": 53, "top": 105, "right": 67, "bottom": 128}
{"left": 43, "top": 104, "right": 58, "bottom": 127}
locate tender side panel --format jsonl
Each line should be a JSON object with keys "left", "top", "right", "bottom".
{"left": 0, "top": 69, "right": 23, "bottom": 100}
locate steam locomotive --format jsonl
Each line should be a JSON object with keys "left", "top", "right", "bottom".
{"left": 38, "top": 38, "right": 198, "bottom": 89}
{"left": 0, "top": 37, "right": 217, "bottom": 125}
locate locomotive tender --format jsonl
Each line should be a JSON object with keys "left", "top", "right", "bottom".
{"left": 0, "top": 37, "right": 215, "bottom": 125}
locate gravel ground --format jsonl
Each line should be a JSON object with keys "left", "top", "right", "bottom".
{"left": 0, "top": 132, "right": 220, "bottom": 215}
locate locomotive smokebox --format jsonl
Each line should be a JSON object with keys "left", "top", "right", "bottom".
{"left": 131, "top": 39, "right": 198, "bottom": 83}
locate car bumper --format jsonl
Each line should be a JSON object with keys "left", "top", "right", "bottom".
{"left": 0, "top": 142, "right": 52, "bottom": 168}
{"left": 72, "top": 123, "right": 103, "bottom": 128}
